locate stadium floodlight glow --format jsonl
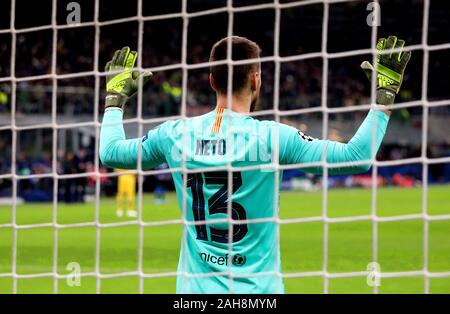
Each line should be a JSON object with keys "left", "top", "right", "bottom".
{"left": 1, "top": 0, "right": 450, "bottom": 294}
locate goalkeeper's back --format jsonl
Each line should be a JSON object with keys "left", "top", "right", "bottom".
{"left": 100, "top": 104, "right": 389, "bottom": 293}
{"left": 125, "top": 105, "right": 387, "bottom": 293}
{"left": 162, "top": 107, "right": 286, "bottom": 293}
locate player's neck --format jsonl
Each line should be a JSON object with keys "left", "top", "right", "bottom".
{"left": 215, "top": 93, "right": 251, "bottom": 114}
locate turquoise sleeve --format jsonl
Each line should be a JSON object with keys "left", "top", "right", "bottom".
{"left": 279, "top": 109, "right": 390, "bottom": 175}
{"left": 99, "top": 108, "right": 166, "bottom": 169}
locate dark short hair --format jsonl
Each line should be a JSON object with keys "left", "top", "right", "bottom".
{"left": 209, "top": 36, "right": 261, "bottom": 94}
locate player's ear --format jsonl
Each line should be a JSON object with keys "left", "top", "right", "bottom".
{"left": 209, "top": 73, "right": 218, "bottom": 92}
{"left": 250, "top": 71, "right": 260, "bottom": 91}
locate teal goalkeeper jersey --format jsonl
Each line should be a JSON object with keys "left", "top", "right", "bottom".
{"left": 99, "top": 107, "right": 390, "bottom": 294}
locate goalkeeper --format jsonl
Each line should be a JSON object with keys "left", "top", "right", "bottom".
{"left": 99, "top": 35, "right": 410, "bottom": 293}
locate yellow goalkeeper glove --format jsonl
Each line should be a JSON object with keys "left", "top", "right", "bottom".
{"left": 361, "top": 35, "right": 411, "bottom": 105}
{"left": 104, "top": 46, "right": 153, "bottom": 110}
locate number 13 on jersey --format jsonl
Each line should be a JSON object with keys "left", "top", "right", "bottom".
{"left": 186, "top": 171, "right": 248, "bottom": 243}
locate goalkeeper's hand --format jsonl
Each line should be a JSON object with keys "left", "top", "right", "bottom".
{"left": 360, "top": 35, "right": 411, "bottom": 105}
{"left": 104, "top": 46, "right": 153, "bottom": 111}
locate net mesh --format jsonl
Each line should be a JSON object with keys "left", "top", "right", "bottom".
{"left": 0, "top": 0, "right": 449, "bottom": 294}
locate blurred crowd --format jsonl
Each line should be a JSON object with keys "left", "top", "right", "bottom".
{"left": 0, "top": 36, "right": 412, "bottom": 118}
{"left": 2, "top": 1, "right": 447, "bottom": 118}
{"left": 0, "top": 148, "right": 100, "bottom": 201}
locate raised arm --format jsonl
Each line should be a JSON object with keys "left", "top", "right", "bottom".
{"left": 99, "top": 47, "right": 165, "bottom": 169}
{"left": 279, "top": 35, "right": 411, "bottom": 175}
{"left": 279, "top": 109, "right": 389, "bottom": 175}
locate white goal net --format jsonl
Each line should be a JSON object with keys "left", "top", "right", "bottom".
{"left": 0, "top": 0, "right": 449, "bottom": 294}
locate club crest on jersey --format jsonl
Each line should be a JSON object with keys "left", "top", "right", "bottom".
{"left": 297, "top": 130, "right": 315, "bottom": 142}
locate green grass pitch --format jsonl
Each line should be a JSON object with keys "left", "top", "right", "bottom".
{"left": 0, "top": 185, "right": 449, "bottom": 294}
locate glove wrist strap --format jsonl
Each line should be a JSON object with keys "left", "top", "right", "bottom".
{"left": 376, "top": 89, "right": 396, "bottom": 105}
{"left": 105, "top": 93, "right": 128, "bottom": 110}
